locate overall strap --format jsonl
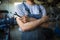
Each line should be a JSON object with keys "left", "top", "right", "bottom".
{"left": 22, "top": 2, "right": 31, "bottom": 14}
{"left": 37, "top": 4, "right": 42, "bottom": 14}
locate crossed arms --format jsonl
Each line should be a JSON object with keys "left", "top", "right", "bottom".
{"left": 16, "top": 16, "right": 49, "bottom": 31}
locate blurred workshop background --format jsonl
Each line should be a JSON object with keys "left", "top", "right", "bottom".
{"left": 0, "top": 0, "right": 60, "bottom": 40}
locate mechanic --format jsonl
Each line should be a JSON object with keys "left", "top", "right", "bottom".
{"left": 15, "top": 0, "right": 49, "bottom": 40}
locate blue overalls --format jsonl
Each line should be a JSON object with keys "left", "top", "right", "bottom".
{"left": 20, "top": 13, "right": 46, "bottom": 40}
{"left": 19, "top": 3, "right": 46, "bottom": 40}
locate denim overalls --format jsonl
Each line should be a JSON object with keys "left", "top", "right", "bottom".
{"left": 19, "top": 3, "right": 46, "bottom": 40}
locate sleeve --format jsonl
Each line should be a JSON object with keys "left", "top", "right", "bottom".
{"left": 40, "top": 5, "right": 47, "bottom": 17}
{"left": 15, "top": 4, "right": 25, "bottom": 17}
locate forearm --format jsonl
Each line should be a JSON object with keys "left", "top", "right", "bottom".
{"left": 29, "top": 17, "right": 49, "bottom": 27}
{"left": 16, "top": 16, "right": 48, "bottom": 31}
{"left": 16, "top": 18, "right": 44, "bottom": 31}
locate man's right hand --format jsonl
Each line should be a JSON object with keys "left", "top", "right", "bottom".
{"left": 21, "top": 16, "right": 29, "bottom": 23}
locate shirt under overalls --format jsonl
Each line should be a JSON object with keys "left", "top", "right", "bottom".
{"left": 15, "top": 2, "right": 46, "bottom": 40}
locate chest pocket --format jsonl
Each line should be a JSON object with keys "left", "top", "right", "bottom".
{"left": 22, "top": 2, "right": 42, "bottom": 19}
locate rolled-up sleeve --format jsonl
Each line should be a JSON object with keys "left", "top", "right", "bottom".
{"left": 40, "top": 5, "right": 46, "bottom": 17}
